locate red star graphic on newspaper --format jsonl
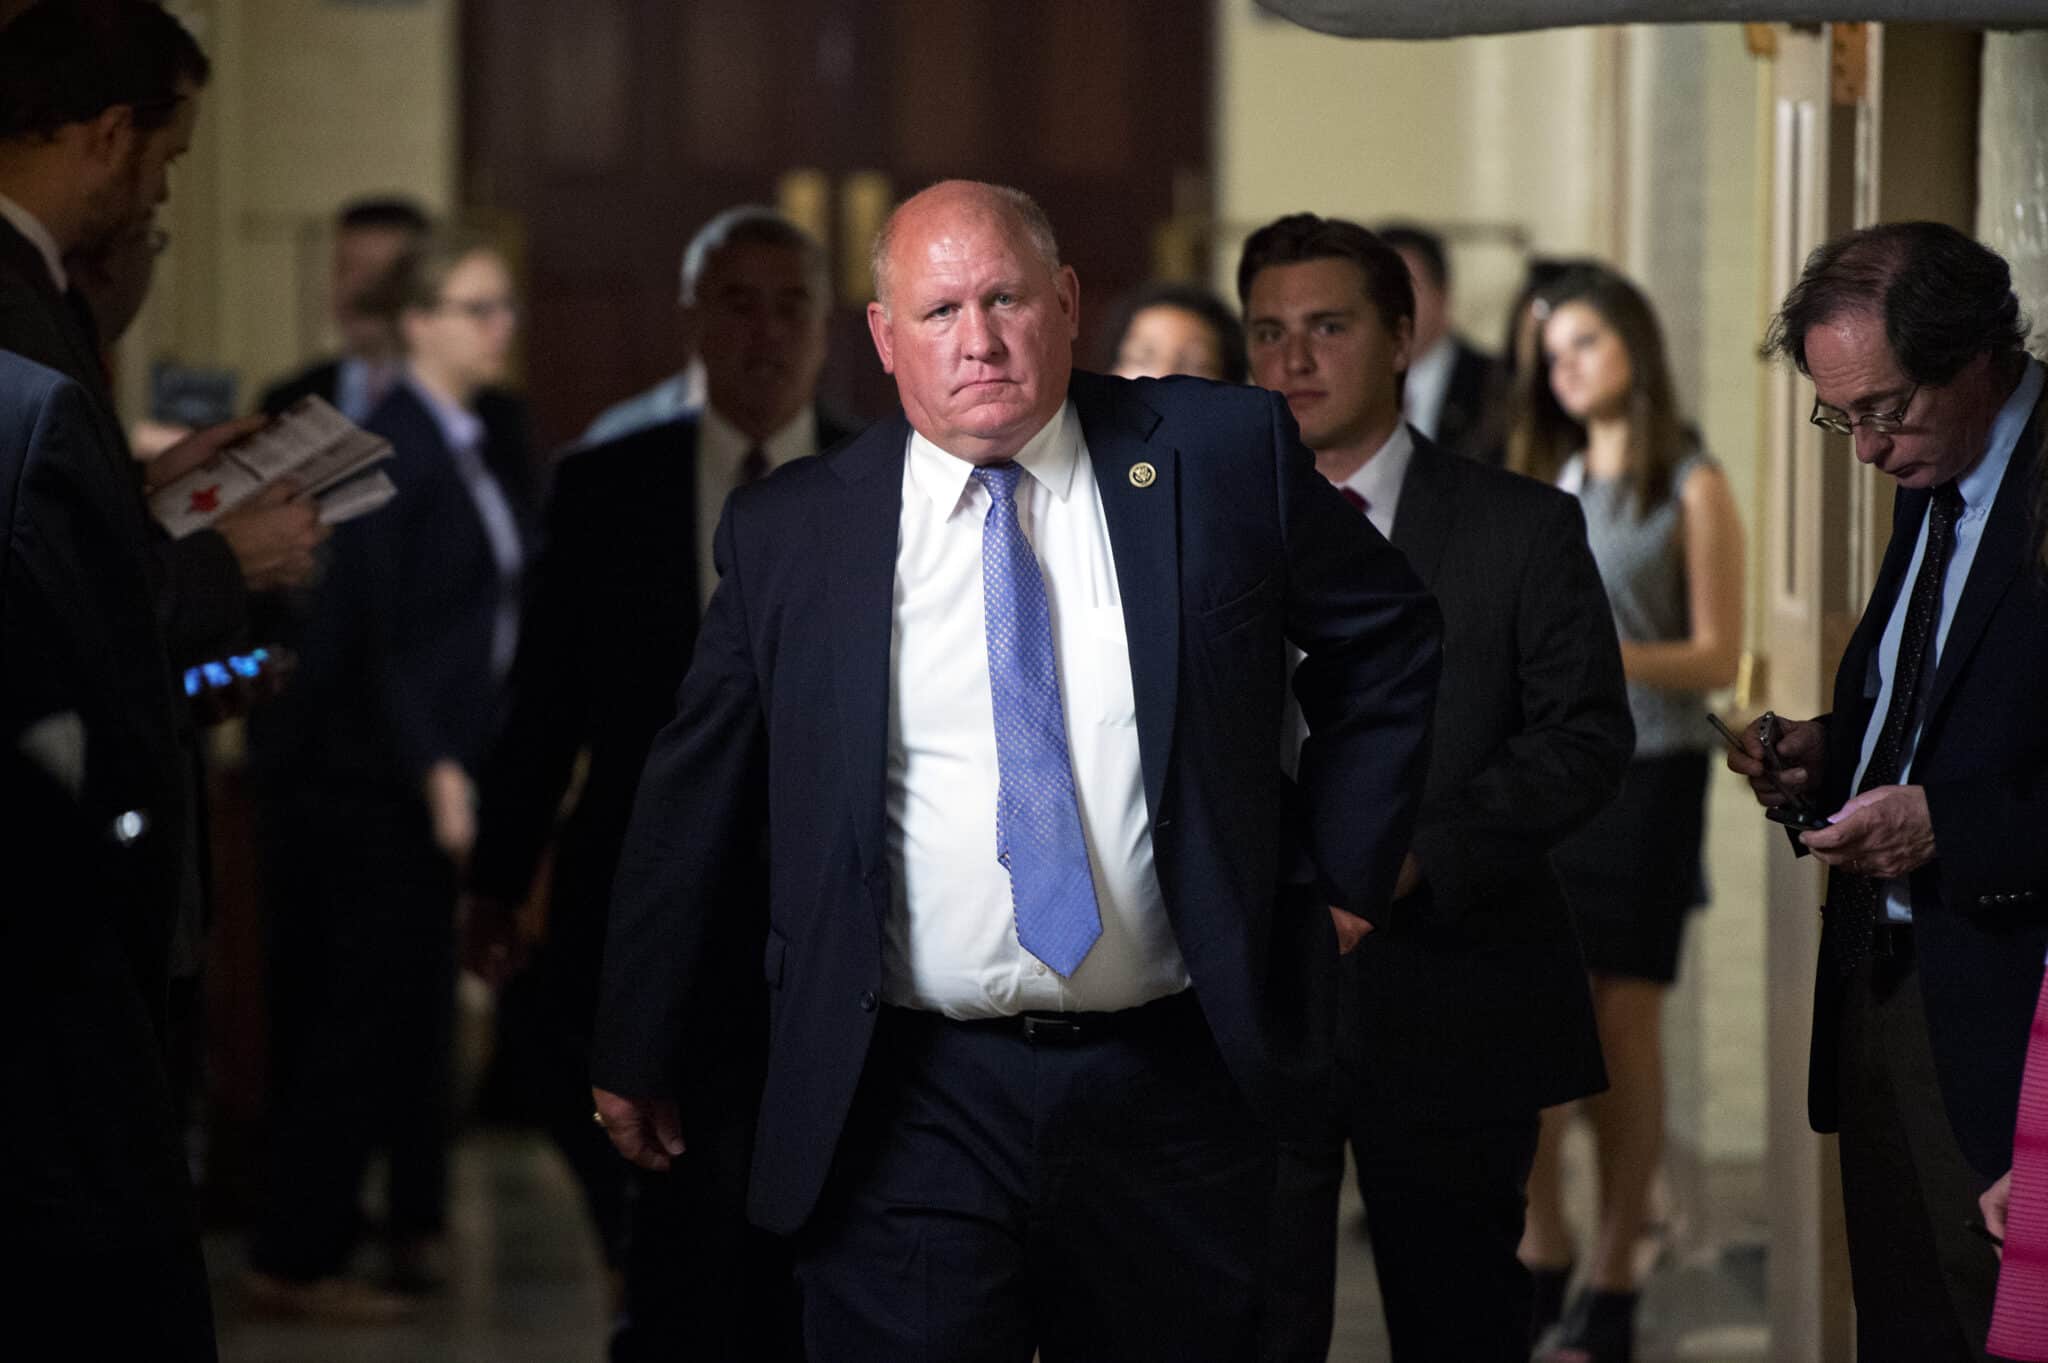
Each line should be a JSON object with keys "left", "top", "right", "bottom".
{"left": 187, "top": 484, "right": 221, "bottom": 515}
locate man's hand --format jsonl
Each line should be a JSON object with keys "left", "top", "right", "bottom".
{"left": 1801, "top": 785, "right": 1935, "bottom": 880}
{"left": 593, "top": 1087, "right": 685, "bottom": 1172}
{"left": 139, "top": 413, "right": 268, "bottom": 491}
{"left": 1330, "top": 906, "right": 1374, "bottom": 955}
{"left": 424, "top": 760, "right": 478, "bottom": 868}
{"left": 214, "top": 480, "right": 329, "bottom": 591}
{"left": 1724, "top": 713, "right": 1826, "bottom": 808}
{"left": 1982, "top": 1169, "right": 2012, "bottom": 1259}
{"left": 459, "top": 891, "right": 528, "bottom": 988}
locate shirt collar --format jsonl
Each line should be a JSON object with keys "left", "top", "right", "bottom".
{"left": 1337, "top": 422, "right": 1415, "bottom": 511}
{"left": 0, "top": 191, "right": 66, "bottom": 293}
{"left": 1407, "top": 334, "right": 1457, "bottom": 388}
{"left": 701, "top": 401, "right": 818, "bottom": 475}
{"left": 405, "top": 370, "right": 485, "bottom": 457}
{"left": 907, "top": 400, "right": 1080, "bottom": 517}
{"left": 1957, "top": 356, "right": 2045, "bottom": 515}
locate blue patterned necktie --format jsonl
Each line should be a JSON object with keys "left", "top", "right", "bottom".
{"left": 971, "top": 462, "right": 1102, "bottom": 977}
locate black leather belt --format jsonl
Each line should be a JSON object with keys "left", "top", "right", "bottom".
{"left": 889, "top": 990, "right": 1197, "bottom": 1045}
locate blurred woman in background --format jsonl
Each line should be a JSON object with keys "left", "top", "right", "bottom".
{"left": 1512, "top": 265, "right": 1744, "bottom": 1363}
{"left": 1101, "top": 281, "right": 1247, "bottom": 383}
{"left": 247, "top": 231, "right": 535, "bottom": 1317}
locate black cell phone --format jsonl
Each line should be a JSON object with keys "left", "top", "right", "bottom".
{"left": 1703, "top": 712, "right": 1749, "bottom": 758}
{"left": 1766, "top": 805, "right": 1833, "bottom": 832}
{"left": 1707, "top": 712, "right": 1828, "bottom": 827}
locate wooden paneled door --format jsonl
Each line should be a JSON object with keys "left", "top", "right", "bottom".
{"left": 461, "top": 1, "right": 1214, "bottom": 448}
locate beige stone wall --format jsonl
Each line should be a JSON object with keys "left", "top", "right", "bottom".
{"left": 1213, "top": 15, "right": 1621, "bottom": 343}
{"left": 1979, "top": 31, "right": 2048, "bottom": 355}
{"left": 116, "top": 0, "right": 459, "bottom": 420}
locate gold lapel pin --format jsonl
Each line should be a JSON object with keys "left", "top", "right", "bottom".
{"left": 1128, "top": 461, "right": 1157, "bottom": 489}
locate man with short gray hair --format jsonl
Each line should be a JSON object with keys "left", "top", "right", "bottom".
{"left": 591, "top": 179, "right": 1441, "bottom": 1359}
{"left": 468, "top": 204, "right": 846, "bottom": 1358}
{"left": 1730, "top": 221, "right": 2048, "bottom": 1361}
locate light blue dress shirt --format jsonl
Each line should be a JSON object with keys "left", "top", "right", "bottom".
{"left": 1849, "top": 358, "right": 2044, "bottom": 923}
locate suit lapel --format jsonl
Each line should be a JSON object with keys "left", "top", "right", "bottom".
{"left": 1922, "top": 391, "right": 2047, "bottom": 727}
{"left": 1388, "top": 432, "right": 1456, "bottom": 586}
{"left": 824, "top": 416, "right": 909, "bottom": 879}
{"left": 0, "top": 218, "right": 112, "bottom": 413}
{"left": 1072, "top": 372, "right": 1178, "bottom": 820}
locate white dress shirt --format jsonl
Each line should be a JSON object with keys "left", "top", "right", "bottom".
{"left": 1403, "top": 335, "right": 1458, "bottom": 442}
{"left": 0, "top": 191, "right": 66, "bottom": 293}
{"left": 1851, "top": 357, "right": 2044, "bottom": 923}
{"left": 697, "top": 403, "right": 816, "bottom": 610}
{"left": 1334, "top": 422, "right": 1414, "bottom": 541}
{"left": 334, "top": 356, "right": 398, "bottom": 425}
{"left": 883, "top": 400, "right": 1189, "bottom": 1017}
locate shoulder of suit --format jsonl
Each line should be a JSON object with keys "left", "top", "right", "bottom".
{"left": 553, "top": 411, "right": 699, "bottom": 486}
{"left": 1424, "top": 437, "right": 1578, "bottom": 519}
{"left": 257, "top": 358, "right": 340, "bottom": 415}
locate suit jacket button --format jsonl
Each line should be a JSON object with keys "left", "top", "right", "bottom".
{"left": 858, "top": 990, "right": 877, "bottom": 1013}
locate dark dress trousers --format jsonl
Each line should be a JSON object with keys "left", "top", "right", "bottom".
{"left": 1265, "top": 434, "right": 1629, "bottom": 1363}
{"left": 250, "top": 382, "right": 534, "bottom": 1281}
{"left": 470, "top": 406, "right": 851, "bottom": 1360}
{"left": 592, "top": 371, "right": 1442, "bottom": 1359}
{"left": 1807, "top": 383, "right": 2048, "bottom": 1360}
{"left": 1430, "top": 337, "right": 1502, "bottom": 465}
{"left": 0, "top": 354, "right": 214, "bottom": 1359}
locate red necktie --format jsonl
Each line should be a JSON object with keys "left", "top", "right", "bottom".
{"left": 1340, "top": 487, "right": 1369, "bottom": 514}
{"left": 1990, "top": 971, "right": 2048, "bottom": 1360}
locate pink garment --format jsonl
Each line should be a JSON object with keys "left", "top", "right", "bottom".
{"left": 1989, "top": 973, "right": 2048, "bottom": 1360}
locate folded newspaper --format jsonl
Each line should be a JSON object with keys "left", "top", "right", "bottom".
{"left": 149, "top": 395, "right": 398, "bottom": 538}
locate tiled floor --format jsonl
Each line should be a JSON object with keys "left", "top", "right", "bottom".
{"left": 208, "top": 1129, "right": 1768, "bottom": 1362}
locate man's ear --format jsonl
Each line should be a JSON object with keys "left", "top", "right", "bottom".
{"left": 1391, "top": 314, "right": 1415, "bottom": 375}
{"left": 866, "top": 300, "right": 895, "bottom": 375}
{"left": 1057, "top": 265, "right": 1080, "bottom": 341}
{"left": 78, "top": 104, "right": 137, "bottom": 171}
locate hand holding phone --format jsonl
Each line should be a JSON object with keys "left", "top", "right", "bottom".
{"left": 1706, "top": 712, "right": 1830, "bottom": 826}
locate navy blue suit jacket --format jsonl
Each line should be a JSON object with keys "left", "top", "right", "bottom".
{"left": 592, "top": 370, "right": 1442, "bottom": 1234}
{"left": 284, "top": 384, "right": 534, "bottom": 799}
{"left": 1808, "top": 382, "right": 2048, "bottom": 1177}
{"left": 1, "top": 354, "right": 202, "bottom": 1275}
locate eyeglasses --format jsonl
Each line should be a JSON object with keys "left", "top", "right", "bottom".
{"left": 434, "top": 297, "right": 519, "bottom": 324}
{"left": 1809, "top": 383, "right": 1919, "bottom": 436}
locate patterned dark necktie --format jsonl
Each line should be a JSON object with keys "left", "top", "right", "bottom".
{"left": 1827, "top": 481, "right": 1964, "bottom": 975}
{"left": 972, "top": 462, "right": 1102, "bottom": 977}
{"left": 738, "top": 445, "right": 770, "bottom": 485}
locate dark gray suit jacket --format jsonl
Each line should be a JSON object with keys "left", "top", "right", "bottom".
{"left": 1340, "top": 433, "right": 1629, "bottom": 1122}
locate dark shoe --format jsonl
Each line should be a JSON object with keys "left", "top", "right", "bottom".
{"left": 1534, "top": 1288, "right": 1636, "bottom": 1363}
{"left": 1528, "top": 1260, "right": 1574, "bottom": 1347}
{"left": 388, "top": 1235, "right": 449, "bottom": 1295}
{"left": 241, "top": 1270, "right": 411, "bottom": 1323}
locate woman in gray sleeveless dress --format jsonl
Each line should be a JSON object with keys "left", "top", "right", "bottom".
{"left": 1508, "top": 268, "right": 1746, "bottom": 1363}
